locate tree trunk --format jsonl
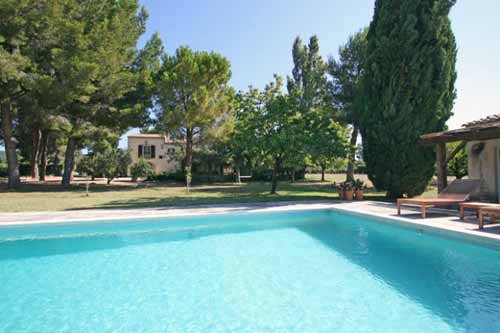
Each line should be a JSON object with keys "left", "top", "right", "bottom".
{"left": 184, "top": 128, "right": 193, "bottom": 190}
{"left": 235, "top": 166, "right": 241, "bottom": 184}
{"left": 1, "top": 102, "right": 20, "bottom": 189}
{"left": 321, "top": 165, "right": 326, "bottom": 182}
{"left": 30, "top": 127, "right": 42, "bottom": 179}
{"left": 346, "top": 125, "right": 359, "bottom": 182}
{"left": 291, "top": 169, "right": 296, "bottom": 183}
{"left": 270, "top": 158, "right": 281, "bottom": 194}
{"left": 436, "top": 142, "right": 447, "bottom": 193}
{"left": 39, "top": 131, "right": 49, "bottom": 181}
{"left": 62, "top": 137, "right": 77, "bottom": 187}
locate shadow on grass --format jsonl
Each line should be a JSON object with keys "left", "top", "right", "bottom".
{"left": 1, "top": 178, "right": 391, "bottom": 211}
{"left": 0, "top": 180, "right": 182, "bottom": 194}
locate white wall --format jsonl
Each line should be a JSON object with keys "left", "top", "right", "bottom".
{"left": 128, "top": 137, "right": 181, "bottom": 175}
{"left": 467, "top": 139, "right": 500, "bottom": 202}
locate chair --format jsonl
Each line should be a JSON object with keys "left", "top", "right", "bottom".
{"left": 397, "top": 179, "right": 481, "bottom": 218}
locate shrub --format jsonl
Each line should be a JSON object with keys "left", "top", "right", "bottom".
{"left": 0, "top": 162, "right": 7, "bottom": 177}
{"left": 130, "top": 158, "right": 154, "bottom": 181}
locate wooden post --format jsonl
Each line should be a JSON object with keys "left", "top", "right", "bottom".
{"left": 436, "top": 142, "right": 447, "bottom": 193}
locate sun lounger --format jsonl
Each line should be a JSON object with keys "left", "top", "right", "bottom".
{"left": 397, "top": 179, "right": 480, "bottom": 218}
{"left": 459, "top": 202, "right": 497, "bottom": 220}
{"left": 478, "top": 206, "right": 500, "bottom": 229}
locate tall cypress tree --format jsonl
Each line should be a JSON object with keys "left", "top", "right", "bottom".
{"left": 361, "top": 0, "right": 457, "bottom": 198}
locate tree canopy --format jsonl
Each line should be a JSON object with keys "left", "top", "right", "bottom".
{"left": 329, "top": 29, "right": 368, "bottom": 181}
{"left": 155, "top": 46, "right": 234, "bottom": 188}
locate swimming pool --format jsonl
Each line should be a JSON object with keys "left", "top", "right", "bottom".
{"left": 1, "top": 209, "right": 500, "bottom": 332}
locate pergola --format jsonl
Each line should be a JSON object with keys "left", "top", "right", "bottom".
{"left": 420, "top": 115, "right": 500, "bottom": 193}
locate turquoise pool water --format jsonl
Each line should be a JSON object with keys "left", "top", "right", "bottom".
{"left": 1, "top": 209, "right": 500, "bottom": 332}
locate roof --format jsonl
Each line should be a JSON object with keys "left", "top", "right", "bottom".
{"left": 463, "top": 114, "right": 500, "bottom": 128}
{"left": 127, "top": 133, "right": 184, "bottom": 144}
{"left": 421, "top": 114, "right": 500, "bottom": 144}
{"left": 127, "top": 134, "right": 166, "bottom": 139}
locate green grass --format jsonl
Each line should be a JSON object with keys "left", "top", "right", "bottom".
{"left": 0, "top": 174, "right": 436, "bottom": 212}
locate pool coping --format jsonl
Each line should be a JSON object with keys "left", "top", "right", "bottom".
{"left": 1, "top": 200, "right": 499, "bottom": 247}
{"left": 328, "top": 204, "right": 500, "bottom": 249}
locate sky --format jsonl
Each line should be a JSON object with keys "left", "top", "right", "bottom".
{"left": 137, "top": 0, "right": 499, "bottom": 131}
{"left": 2, "top": 1, "right": 499, "bottom": 151}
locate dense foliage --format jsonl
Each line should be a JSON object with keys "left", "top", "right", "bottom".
{"left": 130, "top": 158, "right": 155, "bottom": 181}
{"left": 234, "top": 75, "right": 347, "bottom": 194}
{"left": 0, "top": 0, "right": 157, "bottom": 188}
{"left": 361, "top": 0, "right": 457, "bottom": 198}
{"left": 77, "top": 148, "right": 131, "bottom": 184}
{"left": 447, "top": 143, "right": 468, "bottom": 179}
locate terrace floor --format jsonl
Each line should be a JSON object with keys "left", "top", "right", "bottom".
{"left": 1, "top": 200, "right": 499, "bottom": 244}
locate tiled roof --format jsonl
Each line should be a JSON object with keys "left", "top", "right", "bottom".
{"left": 463, "top": 114, "right": 500, "bottom": 128}
{"left": 127, "top": 133, "right": 183, "bottom": 144}
{"left": 127, "top": 133, "right": 165, "bottom": 138}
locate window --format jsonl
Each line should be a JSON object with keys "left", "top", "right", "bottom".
{"left": 138, "top": 144, "right": 156, "bottom": 159}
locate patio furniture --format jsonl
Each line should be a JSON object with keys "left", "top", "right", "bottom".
{"left": 478, "top": 206, "right": 500, "bottom": 229}
{"left": 459, "top": 202, "right": 497, "bottom": 220}
{"left": 397, "top": 179, "right": 480, "bottom": 219}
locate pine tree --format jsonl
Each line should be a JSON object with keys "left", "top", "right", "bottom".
{"left": 329, "top": 29, "right": 368, "bottom": 182}
{"left": 155, "top": 46, "right": 233, "bottom": 189}
{"left": 361, "top": 0, "right": 457, "bottom": 198}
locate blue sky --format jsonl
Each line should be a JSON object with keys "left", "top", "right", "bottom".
{"left": 137, "top": 0, "right": 499, "bottom": 131}
{"left": 2, "top": 1, "right": 498, "bottom": 151}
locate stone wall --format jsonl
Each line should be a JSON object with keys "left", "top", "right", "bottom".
{"left": 467, "top": 139, "right": 500, "bottom": 202}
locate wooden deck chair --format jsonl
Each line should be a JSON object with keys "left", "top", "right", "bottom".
{"left": 397, "top": 179, "right": 481, "bottom": 218}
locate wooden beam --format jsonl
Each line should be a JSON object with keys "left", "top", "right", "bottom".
{"left": 420, "top": 126, "right": 500, "bottom": 145}
{"left": 436, "top": 142, "right": 447, "bottom": 193}
{"left": 445, "top": 141, "right": 466, "bottom": 164}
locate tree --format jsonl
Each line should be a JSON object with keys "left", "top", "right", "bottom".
{"left": 116, "top": 32, "right": 164, "bottom": 131}
{"left": 361, "top": 0, "right": 457, "bottom": 198}
{"left": 229, "top": 89, "right": 262, "bottom": 183}
{"left": 235, "top": 76, "right": 307, "bottom": 194}
{"left": 94, "top": 148, "right": 131, "bottom": 184}
{"left": 130, "top": 157, "right": 154, "bottom": 182}
{"left": 329, "top": 29, "right": 368, "bottom": 182}
{"left": 42, "top": 0, "right": 148, "bottom": 187}
{"left": 287, "top": 36, "right": 349, "bottom": 181}
{"left": 0, "top": 0, "right": 45, "bottom": 188}
{"left": 259, "top": 77, "right": 303, "bottom": 194}
{"left": 156, "top": 46, "right": 233, "bottom": 189}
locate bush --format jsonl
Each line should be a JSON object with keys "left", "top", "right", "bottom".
{"left": 130, "top": 158, "right": 155, "bottom": 181}
{"left": 447, "top": 143, "right": 468, "bottom": 179}
{"left": 0, "top": 162, "right": 7, "bottom": 177}
{"left": 76, "top": 148, "right": 131, "bottom": 183}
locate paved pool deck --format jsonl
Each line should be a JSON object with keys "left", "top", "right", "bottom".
{"left": 1, "top": 200, "right": 499, "bottom": 244}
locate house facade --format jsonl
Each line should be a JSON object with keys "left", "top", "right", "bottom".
{"left": 421, "top": 114, "right": 500, "bottom": 203}
{"left": 127, "top": 134, "right": 182, "bottom": 175}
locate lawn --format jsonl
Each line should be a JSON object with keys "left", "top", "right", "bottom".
{"left": 0, "top": 174, "right": 437, "bottom": 212}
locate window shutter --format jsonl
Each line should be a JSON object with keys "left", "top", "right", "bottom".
{"left": 138, "top": 145, "right": 143, "bottom": 158}
{"left": 151, "top": 145, "right": 156, "bottom": 158}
